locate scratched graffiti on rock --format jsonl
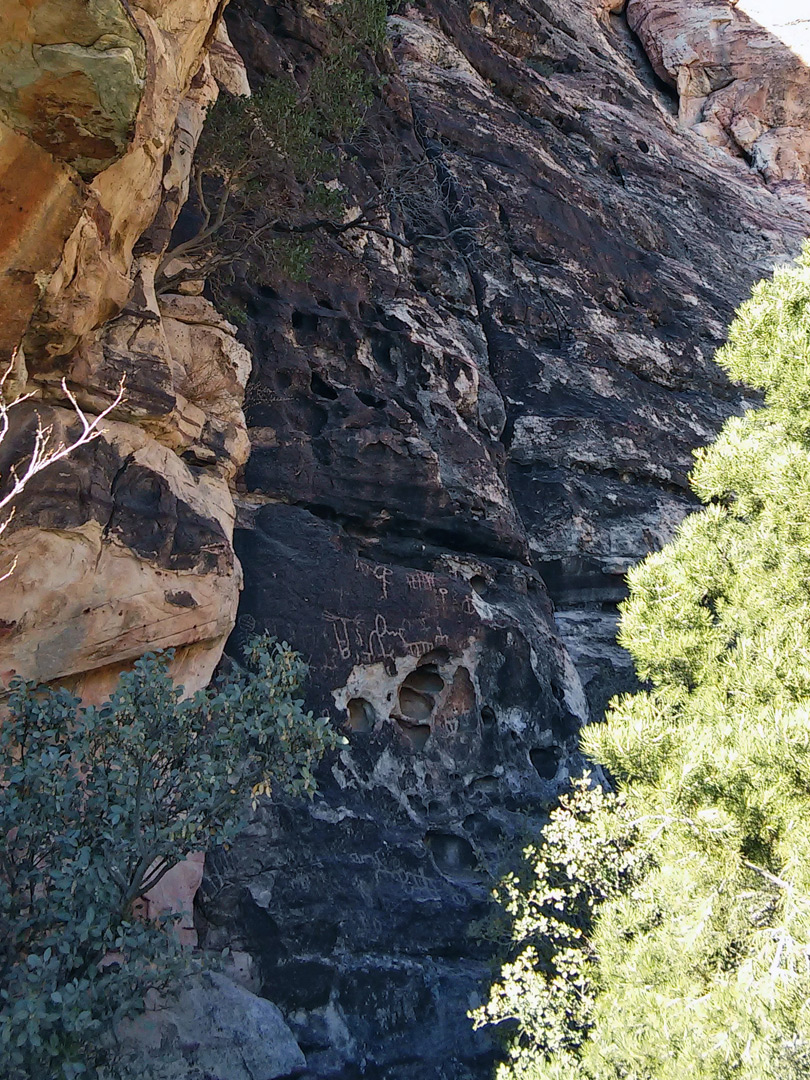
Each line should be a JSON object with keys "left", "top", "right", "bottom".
{"left": 325, "top": 610, "right": 450, "bottom": 665}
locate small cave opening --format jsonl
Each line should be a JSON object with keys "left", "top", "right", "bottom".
{"left": 468, "top": 775, "right": 499, "bottom": 797}
{"left": 424, "top": 831, "right": 479, "bottom": 879}
{"left": 346, "top": 697, "right": 376, "bottom": 733}
{"left": 355, "top": 389, "right": 386, "bottom": 408}
{"left": 463, "top": 812, "right": 503, "bottom": 844}
{"left": 292, "top": 310, "right": 319, "bottom": 334}
{"left": 401, "top": 665, "right": 445, "bottom": 696}
{"left": 480, "top": 706, "right": 496, "bottom": 727}
{"left": 470, "top": 574, "right": 488, "bottom": 595}
{"left": 530, "top": 746, "right": 560, "bottom": 780}
{"left": 396, "top": 720, "right": 431, "bottom": 751}
{"left": 310, "top": 370, "right": 339, "bottom": 400}
{"left": 418, "top": 646, "right": 451, "bottom": 666}
{"left": 398, "top": 685, "right": 434, "bottom": 723}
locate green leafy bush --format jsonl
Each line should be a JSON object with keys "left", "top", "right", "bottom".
{"left": 479, "top": 246, "right": 810, "bottom": 1078}
{"left": 0, "top": 635, "right": 340, "bottom": 1080}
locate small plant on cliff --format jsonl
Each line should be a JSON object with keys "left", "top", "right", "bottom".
{"left": 477, "top": 245, "right": 810, "bottom": 1079}
{"left": 157, "top": 0, "right": 388, "bottom": 290}
{"left": 0, "top": 634, "right": 340, "bottom": 1080}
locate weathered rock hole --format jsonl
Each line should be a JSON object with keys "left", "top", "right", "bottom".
{"left": 402, "top": 666, "right": 445, "bottom": 695}
{"left": 464, "top": 812, "right": 504, "bottom": 844}
{"left": 355, "top": 389, "right": 386, "bottom": 408}
{"left": 469, "top": 775, "right": 499, "bottom": 796}
{"left": 470, "top": 574, "right": 487, "bottom": 595}
{"left": 346, "top": 697, "right": 376, "bottom": 732}
{"left": 310, "top": 371, "right": 338, "bottom": 399}
{"left": 530, "top": 746, "right": 560, "bottom": 779}
{"left": 292, "top": 310, "right": 318, "bottom": 334}
{"left": 398, "top": 686, "right": 433, "bottom": 722}
{"left": 637, "top": 138, "right": 650, "bottom": 153}
{"left": 480, "top": 706, "right": 496, "bottom": 727}
{"left": 425, "top": 831, "right": 478, "bottom": 878}
{"left": 396, "top": 720, "right": 431, "bottom": 750}
{"left": 419, "top": 646, "right": 450, "bottom": 666}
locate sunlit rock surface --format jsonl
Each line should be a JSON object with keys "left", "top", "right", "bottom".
{"left": 2, "top": 0, "right": 810, "bottom": 1077}
{"left": 628, "top": 0, "right": 810, "bottom": 194}
{"left": 0, "top": 2, "right": 251, "bottom": 699}
{"left": 0, "top": 0, "right": 146, "bottom": 177}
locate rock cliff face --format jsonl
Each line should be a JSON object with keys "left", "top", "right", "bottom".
{"left": 627, "top": 0, "right": 810, "bottom": 193}
{"left": 0, "top": 0, "right": 251, "bottom": 699}
{"left": 194, "top": 2, "right": 810, "bottom": 1078}
{"left": 2, "top": 1, "right": 810, "bottom": 1078}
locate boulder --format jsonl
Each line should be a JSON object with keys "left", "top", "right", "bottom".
{"left": 116, "top": 971, "right": 306, "bottom": 1080}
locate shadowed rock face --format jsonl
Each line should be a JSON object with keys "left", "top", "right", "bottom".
{"left": 197, "top": 1, "right": 810, "bottom": 1077}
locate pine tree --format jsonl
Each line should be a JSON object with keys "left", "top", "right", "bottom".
{"left": 479, "top": 246, "right": 810, "bottom": 1079}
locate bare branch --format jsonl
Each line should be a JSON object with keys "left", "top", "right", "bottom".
{"left": 0, "top": 360, "right": 126, "bottom": 580}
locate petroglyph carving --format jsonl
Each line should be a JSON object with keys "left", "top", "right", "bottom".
{"left": 406, "top": 570, "right": 436, "bottom": 592}
{"left": 364, "top": 613, "right": 408, "bottom": 663}
{"left": 325, "top": 612, "right": 356, "bottom": 660}
{"left": 357, "top": 560, "right": 393, "bottom": 599}
{"left": 405, "top": 640, "right": 435, "bottom": 658}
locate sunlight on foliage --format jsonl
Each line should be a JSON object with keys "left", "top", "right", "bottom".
{"left": 478, "top": 244, "right": 810, "bottom": 1078}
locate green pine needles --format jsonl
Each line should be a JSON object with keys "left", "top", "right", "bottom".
{"left": 477, "top": 246, "right": 810, "bottom": 1079}
{"left": 0, "top": 635, "right": 340, "bottom": 1080}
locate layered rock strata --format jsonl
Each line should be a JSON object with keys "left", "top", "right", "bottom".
{"left": 628, "top": 0, "right": 810, "bottom": 194}
{"left": 197, "top": 2, "right": 810, "bottom": 1078}
{"left": 2, "top": 0, "right": 810, "bottom": 1077}
{"left": 0, "top": 0, "right": 251, "bottom": 698}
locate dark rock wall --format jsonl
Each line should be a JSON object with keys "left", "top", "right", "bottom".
{"left": 196, "top": 2, "right": 810, "bottom": 1076}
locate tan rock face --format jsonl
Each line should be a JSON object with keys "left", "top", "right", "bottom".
{"left": 0, "top": 121, "right": 83, "bottom": 365}
{"left": 23, "top": 1, "right": 225, "bottom": 368}
{"left": 627, "top": 0, "right": 810, "bottom": 193}
{"left": 0, "top": 0, "right": 251, "bottom": 698}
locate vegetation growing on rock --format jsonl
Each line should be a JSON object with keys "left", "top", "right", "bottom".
{"left": 477, "top": 246, "right": 810, "bottom": 1078}
{"left": 158, "top": 0, "right": 388, "bottom": 290}
{"left": 0, "top": 635, "right": 339, "bottom": 1080}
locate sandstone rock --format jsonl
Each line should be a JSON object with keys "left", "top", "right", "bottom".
{"left": 116, "top": 970, "right": 306, "bottom": 1080}
{"left": 0, "top": 0, "right": 146, "bottom": 177}
{"left": 22, "top": 1, "right": 225, "bottom": 367}
{"left": 0, "top": 121, "right": 82, "bottom": 365}
{"left": 0, "top": 407, "right": 240, "bottom": 696}
{"left": 145, "top": 852, "right": 206, "bottom": 949}
{"left": 2, "top": 0, "right": 810, "bottom": 1075}
{"left": 209, "top": 19, "right": 252, "bottom": 96}
{"left": 0, "top": 0, "right": 251, "bottom": 698}
{"left": 201, "top": 1, "right": 810, "bottom": 1076}
{"left": 627, "top": 0, "right": 810, "bottom": 194}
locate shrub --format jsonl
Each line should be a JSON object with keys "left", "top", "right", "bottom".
{"left": 470, "top": 776, "right": 647, "bottom": 1074}
{"left": 0, "top": 635, "right": 340, "bottom": 1080}
{"left": 158, "top": 0, "right": 388, "bottom": 290}
{"left": 478, "top": 245, "right": 810, "bottom": 1078}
